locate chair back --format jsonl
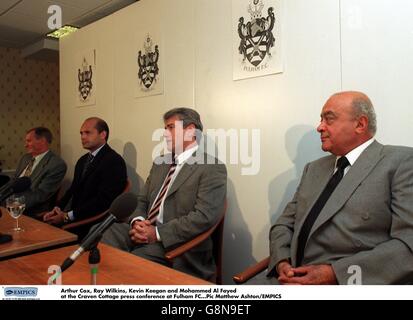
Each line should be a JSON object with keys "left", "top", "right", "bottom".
{"left": 164, "top": 199, "right": 227, "bottom": 284}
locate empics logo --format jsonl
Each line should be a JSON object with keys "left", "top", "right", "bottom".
{"left": 4, "top": 287, "right": 38, "bottom": 297}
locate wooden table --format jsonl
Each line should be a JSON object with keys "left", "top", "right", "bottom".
{"left": 0, "top": 208, "right": 77, "bottom": 260}
{"left": 0, "top": 243, "right": 211, "bottom": 285}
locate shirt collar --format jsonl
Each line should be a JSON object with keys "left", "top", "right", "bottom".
{"left": 90, "top": 143, "right": 106, "bottom": 157}
{"left": 175, "top": 144, "right": 199, "bottom": 165}
{"left": 33, "top": 150, "right": 49, "bottom": 162}
{"left": 336, "top": 138, "right": 375, "bottom": 167}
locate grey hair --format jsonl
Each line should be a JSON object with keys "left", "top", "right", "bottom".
{"left": 163, "top": 107, "right": 204, "bottom": 143}
{"left": 351, "top": 97, "right": 377, "bottom": 135}
{"left": 163, "top": 107, "right": 203, "bottom": 132}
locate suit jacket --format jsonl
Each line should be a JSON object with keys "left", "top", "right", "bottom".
{"left": 11, "top": 151, "right": 66, "bottom": 215}
{"left": 269, "top": 141, "right": 413, "bottom": 284}
{"left": 58, "top": 144, "right": 127, "bottom": 221}
{"left": 129, "top": 151, "right": 227, "bottom": 281}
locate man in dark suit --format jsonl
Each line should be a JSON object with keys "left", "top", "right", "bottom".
{"left": 253, "top": 91, "right": 413, "bottom": 285}
{"left": 102, "top": 108, "right": 227, "bottom": 281}
{"left": 0, "top": 127, "right": 67, "bottom": 216}
{"left": 43, "top": 117, "right": 127, "bottom": 231}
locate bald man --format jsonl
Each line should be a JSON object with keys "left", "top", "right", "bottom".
{"left": 254, "top": 91, "right": 413, "bottom": 285}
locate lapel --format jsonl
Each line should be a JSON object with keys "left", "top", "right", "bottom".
{"left": 15, "top": 154, "right": 31, "bottom": 177}
{"left": 163, "top": 150, "right": 202, "bottom": 198}
{"left": 166, "top": 163, "right": 195, "bottom": 197}
{"left": 30, "top": 151, "right": 52, "bottom": 182}
{"left": 308, "top": 141, "right": 384, "bottom": 239}
{"left": 293, "top": 156, "right": 335, "bottom": 245}
{"left": 80, "top": 144, "right": 109, "bottom": 182}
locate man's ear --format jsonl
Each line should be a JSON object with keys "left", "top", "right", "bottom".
{"left": 100, "top": 130, "right": 108, "bottom": 141}
{"left": 355, "top": 115, "right": 369, "bottom": 134}
{"left": 184, "top": 124, "right": 196, "bottom": 141}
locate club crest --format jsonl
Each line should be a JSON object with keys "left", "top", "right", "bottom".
{"left": 137, "top": 35, "right": 160, "bottom": 90}
{"left": 237, "top": 0, "right": 276, "bottom": 67}
{"left": 78, "top": 58, "right": 93, "bottom": 101}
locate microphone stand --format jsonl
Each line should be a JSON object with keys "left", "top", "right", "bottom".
{"left": 89, "top": 246, "right": 101, "bottom": 285}
{"left": 60, "top": 234, "right": 103, "bottom": 272}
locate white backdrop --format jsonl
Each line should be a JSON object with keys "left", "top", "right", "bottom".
{"left": 60, "top": 0, "right": 413, "bottom": 283}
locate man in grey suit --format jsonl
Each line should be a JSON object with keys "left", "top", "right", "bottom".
{"left": 102, "top": 108, "right": 227, "bottom": 281}
{"left": 2, "top": 127, "right": 67, "bottom": 216}
{"left": 259, "top": 91, "right": 413, "bottom": 285}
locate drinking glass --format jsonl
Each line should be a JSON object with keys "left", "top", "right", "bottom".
{"left": 6, "top": 195, "right": 25, "bottom": 232}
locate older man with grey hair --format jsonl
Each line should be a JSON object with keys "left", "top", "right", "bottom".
{"left": 249, "top": 91, "right": 413, "bottom": 285}
{"left": 102, "top": 107, "right": 227, "bottom": 281}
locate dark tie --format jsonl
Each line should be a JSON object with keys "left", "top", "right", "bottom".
{"left": 147, "top": 161, "right": 177, "bottom": 224}
{"left": 81, "top": 153, "right": 94, "bottom": 178}
{"left": 24, "top": 157, "right": 36, "bottom": 177}
{"left": 296, "top": 156, "right": 350, "bottom": 266}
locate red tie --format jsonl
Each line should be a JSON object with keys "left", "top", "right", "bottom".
{"left": 147, "top": 163, "right": 177, "bottom": 224}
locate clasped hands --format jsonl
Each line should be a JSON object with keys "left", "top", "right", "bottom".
{"left": 43, "top": 206, "right": 66, "bottom": 225}
{"left": 129, "top": 220, "right": 157, "bottom": 244}
{"left": 277, "top": 261, "right": 338, "bottom": 285}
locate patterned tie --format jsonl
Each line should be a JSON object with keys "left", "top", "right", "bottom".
{"left": 296, "top": 156, "right": 350, "bottom": 266}
{"left": 81, "top": 153, "right": 94, "bottom": 179}
{"left": 147, "top": 161, "right": 178, "bottom": 224}
{"left": 24, "top": 157, "right": 36, "bottom": 177}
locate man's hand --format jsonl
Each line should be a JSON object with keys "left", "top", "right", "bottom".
{"left": 277, "top": 260, "right": 295, "bottom": 280}
{"left": 129, "top": 220, "right": 157, "bottom": 244}
{"left": 278, "top": 264, "right": 338, "bottom": 285}
{"left": 43, "top": 207, "right": 65, "bottom": 225}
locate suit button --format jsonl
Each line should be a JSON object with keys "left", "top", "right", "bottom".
{"left": 362, "top": 213, "right": 369, "bottom": 220}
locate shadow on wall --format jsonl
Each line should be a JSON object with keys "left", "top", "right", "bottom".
{"left": 122, "top": 142, "right": 144, "bottom": 194}
{"left": 60, "top": 143, "right": 74, "bottom": 194}
{"left": 226, "top": 125, "right": 325, "bottom": 283}
{"left": 222, "top": 178, "right": 253, "bottom": 284}
{"left": 267, "top": 125, "right": 325, "bottom": 227}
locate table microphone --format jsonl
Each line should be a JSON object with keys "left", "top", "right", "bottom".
{"left": 60, "top": 192, "right": 137, "bottom": 272}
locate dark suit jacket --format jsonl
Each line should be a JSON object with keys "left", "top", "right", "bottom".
{"left": 129, "top": 151, "right": 227, "bottom": 281}
{"left": 58, "top": 144, "right": 127, "bottom": 221}
{"left": 269, "top": 141, "right": 413, "bottom": 284}
{"left": 12, "top": 151, "right": 66, "bottom": 215}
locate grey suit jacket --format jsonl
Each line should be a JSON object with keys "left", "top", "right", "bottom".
{"left": 129, "top": 151, "right": 227, "bottom": 281}
{"left": 269, "top": 141, "right": 413, "bottom": 284}
{"left": 13, "top": 151, "right": 67, "bottom": 215}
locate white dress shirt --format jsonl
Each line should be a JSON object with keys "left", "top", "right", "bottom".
{"left": 131, "top": 144, "right": 199, "bottom": 241}
{"left": 334, "top": 138, "right": 375, "bottom": 175}
{"left": 19, "top": 150, "right": 49, "bottom": 177}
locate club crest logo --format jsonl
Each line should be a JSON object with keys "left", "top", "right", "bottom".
{"left": 137, "top": 35, "right": 160, "bottom": 90}
{"left": 237, "top": 0, "right": 276, "bottom": 67}
{"left": 78, "top": 58, "right": 93, "bottom": 101}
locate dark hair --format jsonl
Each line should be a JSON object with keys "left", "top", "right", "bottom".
{"left": 27, "top": 127, "right": 53, "bottom": 144}
{"left": 163, "top": 107, "right": 203, "bottom": 132}
{"left": 85, "top": 117, "right": 110, "bottom": 141}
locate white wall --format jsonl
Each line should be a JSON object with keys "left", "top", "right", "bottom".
{"left": 60, "top": 0, "right": 413, "bottom": 283}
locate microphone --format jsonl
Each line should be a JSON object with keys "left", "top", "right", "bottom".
{"left": 60, "top": 192, "right": 137, "bottom": 272}
{"left": 0, "top": 177, "right": 31, "bottom": 203}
